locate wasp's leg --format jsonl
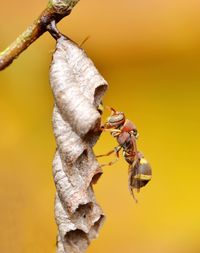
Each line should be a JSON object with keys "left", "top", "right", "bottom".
{"left": 96, "top": 145, "right": 121, "bottom": 158}
{"left": 129, "top": 187, "right": 138, "bottom": 203}
{"left": 97, "top": 146, "right": 122, "bottom": 167}
{"left": 128, "top": 163, "right": 139, "bottom": 203}
{"left": 96, "top": 149, "right": 115, "bottom": 158}
{"left": 124, "top": 150, "right": 141, "bottom": 195}
{"left": 100, "top": 127, "right": 121, "bottom": 134}
{"left": 100, "top": 127, "right": 121, "bottom": 138}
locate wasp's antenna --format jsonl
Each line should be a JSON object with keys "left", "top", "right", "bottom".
{"left": 79, "top": 36, "right": 90, "bottom": 47}
{"left": 106, "top": 106, "right": 116, "bottom": 115}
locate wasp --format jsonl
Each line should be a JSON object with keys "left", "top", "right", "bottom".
{"left": 97, "top": 107, "right": 152, "bottom": 202}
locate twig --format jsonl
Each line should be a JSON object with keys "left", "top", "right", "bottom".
{"left": 49, "top": 25, "right": 108, "bottom": 252}
{"left": 0, "top": 0, "right": 80, "bottom": 70}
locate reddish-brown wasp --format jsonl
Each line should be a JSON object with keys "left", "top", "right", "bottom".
{"left": 97, "top": 107, "right": 152, "bottom": 202}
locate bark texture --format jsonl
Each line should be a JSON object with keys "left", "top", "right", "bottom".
{"left": 0, "top": 0, "right": 80, "bottom": 70}
{"left": 50, "top": 36, "right": 108, "bottom": 253}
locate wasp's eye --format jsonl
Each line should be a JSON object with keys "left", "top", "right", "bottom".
{"left": 109, "top": 113, "right": 124, "bottom": 123}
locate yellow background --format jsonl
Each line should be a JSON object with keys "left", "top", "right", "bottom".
{"left": 0, "top": 0, "right": 200, "bottom": 252}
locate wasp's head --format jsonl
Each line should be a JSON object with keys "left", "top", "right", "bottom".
{"left": 105, "top": 107, "right": 125, "bottom": 129}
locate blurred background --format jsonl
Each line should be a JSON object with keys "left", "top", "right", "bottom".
{"left": 0, "top": 0, "right": 200, "bottom": 252}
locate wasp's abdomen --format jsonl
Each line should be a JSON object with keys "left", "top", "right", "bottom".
{"left": 129, "top": 158, "right": 152, "bottom": 189}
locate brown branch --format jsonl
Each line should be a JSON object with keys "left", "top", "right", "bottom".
{"left": 0, "top": 0, "right": 80, "bottom": 70}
